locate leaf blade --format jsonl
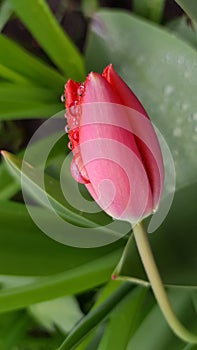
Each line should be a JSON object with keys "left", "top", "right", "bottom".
{"left": 8, "top": 0, "right": 86, "bottom": 80}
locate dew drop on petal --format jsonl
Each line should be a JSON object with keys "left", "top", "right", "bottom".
{"left": 68, "top": 141, "right": 72, "bottom": 150}
{"left": 65, "top": 125, "right": 70, "bottom": 133}
{"left": 77, "top": 84, "right": 85, "bottom": 96}
{"left": 70, "top": 101, "right": 81, "bottom": 117}
{"left": 73, "top": 130, "right": 79, "bottom": 141}
{"left": 60, "top": 94, "right": 65, "bottom": 103}
{"left": 70, "top": 158, "right": 89, "bottom": 184}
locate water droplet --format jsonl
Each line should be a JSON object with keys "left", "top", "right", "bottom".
{"left": 73, "top": 130, "right": 79, "bottom": 141}
{"left": 173, "top": 149, "right": 179, "bottom": 156}
{"left": 164, "top": 85, "right": 174, "bottom": 96}
{"left": 152, "top": 208, "right": 157, "bottom": 214}
{"left": 77, "top": 84, "right": 85, "bottom": 96}
{"left": 184, "top": 71, "right": 190, "bottom": 79}
{"left": 165, "top": 53, "right": 171, "bottom": 62}
{"left": 178, "top": 57, "right": 184, "bottom": 65}
{"left": 60, "top": 94, "right": 65, "bottom": 103}
{"left": 137, "top": 56, "right": 145, "bottom": 65}
{"left": 70, "top": 101, "right": 81, "bottom": 117}
{"left": 64, "top": 113, "right": 67, "bottom": 120}
{"left": 80, "top": 167, "right": 89, "bottom": 180}
{"left": 173, "top": 127, "right": 182, "bottom": 137}
{"left": 65, "top": 125, "right": 70, "bottom": 133}
{"left": 181, "top": 103, "right": 188, "bottom": 111}
{"left": 192, "top": 134, "right": 197, "bottom": 142}
{"left": 68, "top": 141, "right": 72, "bottom": 150}
{"left": 176, "top": 117, "right": 183, "bottom": 125}
{"left": 70, "top": 157, "right": 89, "bottom": 184}
{"left": 191, "top": 112, "right": 197, "bottom": 121}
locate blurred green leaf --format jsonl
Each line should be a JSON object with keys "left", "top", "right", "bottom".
{"left": 0, "top": 310, "right": 29, "bottom": 350}
{"left": 75, "top": 280, "right": 124, "bottom": 350}
{"left": 0, "top": 247, "right": 122, "bottom": 313}
{"left": 97, "top": 287, "right": 147, "bottom": 350}
{"left": 1, "top": 151, "right": 127, "bottom": 243}
{"left": 86, "top": 10, "right": 197, "bottom": 191}
{"left": 0, "top": 200, "right": 123, "bottom": 276}
{"left": 0, "top": 64, "right": 31, "bottom": 84}
{"left": 127, "top": 289, "right": 197, "bottom": 350}
{"left": 1, "top": 151, "right": 101, "bottom": 227}
{"left": 175, "top": 0, "right": 197, "bottom": 22}
{"left": 0, "top": 83, "right": 62, "bottom": 120}
{"left": 82, "top": 0, "right": 99, "bottom": 17}
{"left": 0, "top": 100, "right": 62, "bottom": 119}
{"left": 57, "top": 283, "right": 132, "bottom": 350}
{"left": 0, "top": 83, "right": 60, "bottom": 102}
{"left": 8, "top": 0, "right": 86, "bottom": 80}
{"left": 0, "top": 134, "right": 66, "bottom": 200}
{"left": 167, "top": 16, "right": 197, "bottom": 49}
{"left": 0, "top": 0, "right": 13, "bottom": 32}
{"left": 0, "top": 34, "right": 65, "bottom": 89}
{"left": 133, "top": 0, "right": 165, "bottom": 23}
{"left": 0, "top": 163, "right": 19, "bottom": 199}
{"left": 29, "top": 296, "right": 83, "bottom": 334}
{"left": 114, "top": 182, "right": 197, "bottom": 288}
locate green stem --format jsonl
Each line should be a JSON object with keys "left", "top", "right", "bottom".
{"left": 132, "top": 221, "right": 197, "bottom": 344}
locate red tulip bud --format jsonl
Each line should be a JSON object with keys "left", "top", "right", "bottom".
{"left": 64, "top": 64, "right": 164, "bottom": 223}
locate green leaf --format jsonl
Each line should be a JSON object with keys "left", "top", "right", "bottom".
{"left": 0, "top": 134, "right": 66, "bottom": 200}
{"left": 0, "top": 64, "right": 31, "bottom": 84}
{"left": 175, "top": 0, "right": 197, "bottom": 23}
{"left": 0, "top": 83, "right": 62, "bottom": 120}
{"left": 127, "top": 289, "right": 197, "bottom": 350}
{"left": 0, "top": 34, "right": 65, "bottom": 89}
{"left": 0, "top": 200, "right": 123, "bottom": 276}
{"left": 167, "top": 16, "right": 197, "bottom": 49}
{"left": 0, "top": 83, "right": 60, "bottom": 103}
{"left": 1, "top": 151, "right": 128, "bottom": 244}
{"left": 0, "top": 163, "right": 19, "bottom": 200}
{"left": 97, "top": 287, "right": 148, "bottom": 350}
{"left": 0, "top": 0, "right": 13, "bottom": 32}
{"left": 1, "top": 151, "right": 100, "bottom": 227}
{"left": 29, "top": 296, "right": 83, "bottom": 334}
{"left": 75, "top": 280, "right": 124, "bottom": 350}
{"left": 114, "top": 181, "right": 197, "bottom": 288}
{"left": 85, "top": 10, "right": 197, "bottom": 192}
{"left": 0, "top": 310, "right": 29, "bottom": 350}
{"left": 0, "top": 246, "right": 123, "bottom": 313}
{"left": 57, "top": 283, "right": 132, "bottom": 350}
{"left": 82, "top": 0, "right": 99, "bottom": 17}
{"left": 133, "top": 0, "right": 165, "bottom": 23}
{"left": 0, "top": 100, "right": 62, "bottom": 120}
{"left": 8, "top": 0, "right": 86, "bottom": 80}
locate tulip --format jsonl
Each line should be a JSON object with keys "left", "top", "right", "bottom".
{"left": 64, "top": 64, "right": 164, "bottom": 223}
{"left": 64, "top": 67, "right": 197, "bottom": 345}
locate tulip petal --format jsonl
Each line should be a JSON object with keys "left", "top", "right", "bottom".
{"left": 103, "top": 64, "right": 148, "bottom": 116}
{"left": 103, "top": 64, "right": 164, "bottom": 209}
{"left": 64, "top": 65, "right": 164, "bottom": 222}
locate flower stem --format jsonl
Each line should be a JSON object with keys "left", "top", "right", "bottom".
{"left": 132, "top": 221, "right": 197, "bottom": 344}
